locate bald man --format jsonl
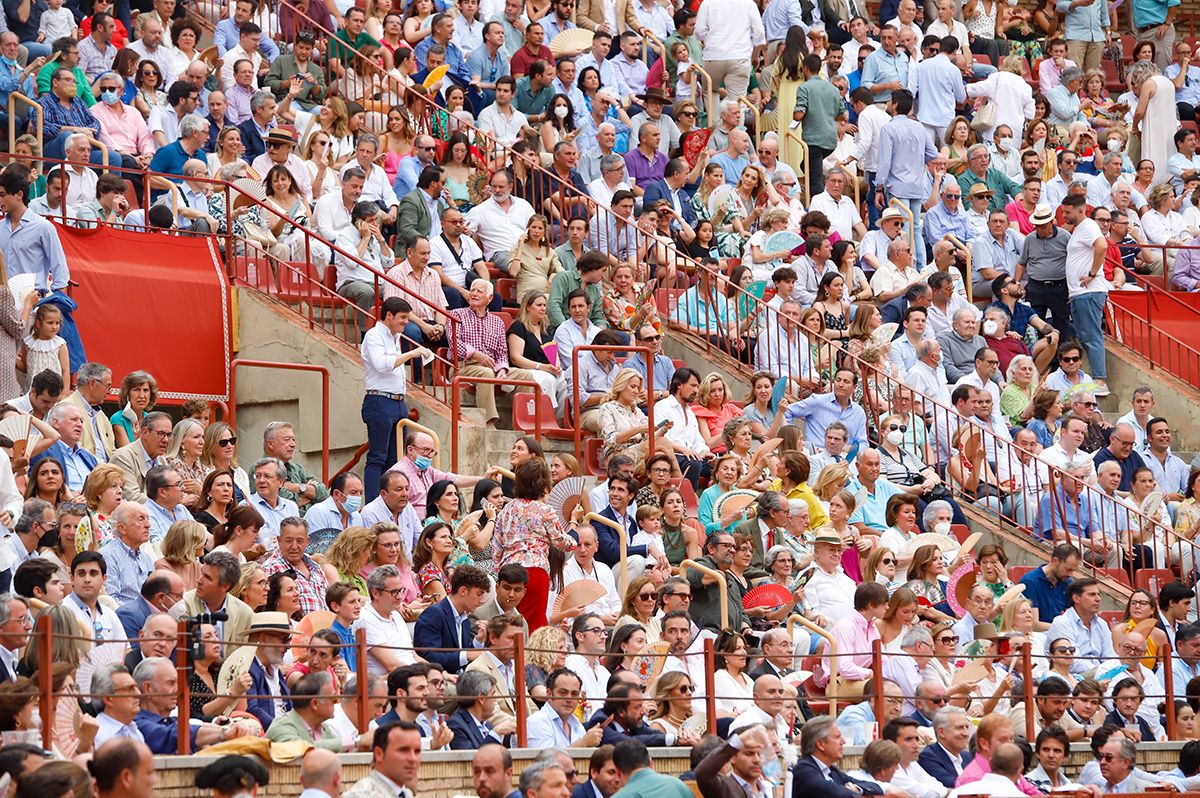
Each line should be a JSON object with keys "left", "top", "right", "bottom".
{"left": 300, "top": 748, "right": 342, "bottom": 798}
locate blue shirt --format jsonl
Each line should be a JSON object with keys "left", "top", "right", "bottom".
{"left": 1131, "top": 0, "right": 1178, "bottom": 28}
{"left": 860, "top": 48, "right": 910, "bottom": 102}
{"left": 36, "top": 93, "right": 100, "bottom": 139}
{"left": 847, "top": 477, "right": 907, "bottom": 532}
{"left": 331, "top": 618, "right": 357, "bottom": 672}
{"left": 835, "top": 701, "right": 877, "bottom": 745}
{"left": 1046, "top": 607, "right": 1115, "bottom": 673}
{"left": 1036, "top": 485, "right": 1096, "bottom": 540}
{"left": 466, "top": 46, "right": 509, "bottom": 84}
{"left": 146, "top": 499, "right": 191, "bottom": 542}
{"left": 762, "top": 0, "right": 808, "bottom": 40}
{"left": 302, "top": 495, "right": 363, "bottom": 533}
{"left": 670, "top": 284, "right": 733, "bottom": 335}
{"left": 971, "top": 230, "right": 1022, "bottom": 287}
{"left": 393, "top": 155, "right": 425, "bottom": 198}
{"left": 624, "top": 353, "right": 675, "bottom": 396}
{"left": 525, "top": 701, "right": 587, "bottom": 749}
{"left": 148, "top": 140, "right": 199, "bottom": 186}
{"left": 135, "top": 709, "right": 200, "bottom": 754}
{"left": 877, "top": 116, "right": 937, "bottom": 200}
{"left": 576, "top": 53, "right": 619, "bottom": 93}
{"left": 1165, "top": 62, "right": 1200, "bottom": 107}
{"left": 98, "top": 537, "right": 155, "bottom": 606}
{"left": 0, "top": 210, "right": 70, "bottom": 292}
{"left": 249, "top": 492, "right": 302, "bottom": 547}
{"left": 55, "top": 444, "right": 97, "bottom": 493}
{"left": 783, "top": 392, "right": 869, "bottom": 450}
{"left": 910, "top": 54, "right": 966, "bottom": 129}
{"left": 215, "top": 18, "right": 280, "bottom": 60}
{"left": 1019, "top": 566, "right": 1072, "bottom": 623}
{"left": 1057, "top": 0, "right": 1109, "bottom": 42}
{"left": 414, "top": 37, "right": 470, "bottom": 84}
{"left": 1091, "top": 448, "right": 1146, "bottom": 492}
{"left": 922, "top": 201, "right": 976, "bottom": 250}
{"left": 708, "top": 152, "right": 751, "bottom": 186}
{"left": 0, "top": 58, "right": 34, "bottom": 109}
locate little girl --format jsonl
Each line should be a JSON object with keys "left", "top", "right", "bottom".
{"left": 38, "top": 0, "right": 77, "bottom": 42}
{"left": 16, "top": 303, "right": 69, "bottom": 387}
{"left": 672, "top": 42, "right": 693, "bottom": 102}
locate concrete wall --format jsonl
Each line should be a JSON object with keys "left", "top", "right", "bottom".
{"left": 1103, "top": 340, "right": 1200, "bottom": 453}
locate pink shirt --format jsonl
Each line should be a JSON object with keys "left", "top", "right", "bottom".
{"left": 817, "top": 611, "right": 880, "bottom": 687}
{"left": 387, "top": 456, "right": 456, "bottom": 520}
{"left": 957, "top": 753, "right": 1041, "bottom": 797}
{"left": 92, "top": 101, "right": 155, "bottom": 157}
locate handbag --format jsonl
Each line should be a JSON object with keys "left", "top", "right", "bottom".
{"left": 971, "top": 100, "right": 997, "bottom": 132}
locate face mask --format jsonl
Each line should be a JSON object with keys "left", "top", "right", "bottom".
{"left": 100, "top": 89, "right": 120, "bottom": 105}
{"left": 553, "top": 105, "right": 569, "bottom": 119}
{"left": 1108, "top": 138, "right": 1121, "bottom": 152}
{"left": 789, "top": 183, "right": 803, "bottom": 198}
{"left": 997, "top": 136, "right": 1013, "bottom": 151}
{"left": 342, "top": 494, "right": 363, "bottom": 512}
{"left": 413, "top": 455, "right": 433, "bottom": 471}
{"left": 1006, "top": 0, "right": 1018, "bottom": 6}
{"left": 933, "top": 521, "right": 952, "bottom": 536}
{"left": 885, "top": 429, "right": 905, "bottom": 446}
{"left": 982, "top": 319, "right": 999, "bottom": 336}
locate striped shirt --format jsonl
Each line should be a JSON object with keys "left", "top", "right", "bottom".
{"left": 383, "top": 261, "right": 447, "bottom": 321}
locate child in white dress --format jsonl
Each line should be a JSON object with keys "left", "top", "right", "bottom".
{"left": 16, "top": 303, "right": 69, "bottom": 388}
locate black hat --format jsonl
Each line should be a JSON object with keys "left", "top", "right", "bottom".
{"left": 194, "top": 755, "right": 271, "bottom": 791}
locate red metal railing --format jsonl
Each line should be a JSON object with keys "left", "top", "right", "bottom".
{"left": 228, "top": 358, "right": 331, "bottom": 481}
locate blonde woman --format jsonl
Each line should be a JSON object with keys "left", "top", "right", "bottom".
{"left": 301, "top": 129, "right": 338, "bottom": 200}
{"left": 940, "top": 115, "right": 976, "bottom": 174}
{"left": 20, "top": 604, "right": 88, "bottom": 676}
{"left": 200, "top": 421, "right": 251, "bottom": 502}
{"left": 165, "top": 418, "right": 207, "bottom": 509}
{"left": 509, "top": 214, "right": 562, "bottom": 301}
{"left": 153, "top": 520, "right": 207, "bottom": 591}
{"left": 83, "top": 464, "right": 125, "bottom": 547}
{"left": 614, "top": 576, "right": 662, "bottom": 643}
{"left": 321, "top": 526, "right": 378, "bottom": 594}
{"left": 694, "top": 372, "right": 743, "bottom": 452}
{"left": 233, "top": 562, "right": 269, "bottom": 611}
{"left": 648, "top": 671, "right": 696, "bottom": 736}
{"left": 525, "top": 624, "right": 568, "bottom": 702}
{"left": 207, "top": 127, "right": 246, "bottom": 178}
{"left": 597, "top": 369, "right": 677, "bottom": 466}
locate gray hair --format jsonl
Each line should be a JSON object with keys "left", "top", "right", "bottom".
{"left": 183, "top": 158, "right": 208, "bottom": 177}
{"left": 756, "top": 491, "right": 787, "bottom": 519}
{"left": 0, "top": 594, "right": 27, "bottom": 625}
{"left": 638, "top": 122, "right": 658, "bottom": 142}
{"left": 953, "top": 307, "right": 978, "bottom": 325}
{"left": 1112, "top": 421, "right": 1135, "bottom": 438}
{"left": 920, "top": 500, "right": 953, "bottom": 530}
{"left": 787, "top": 499, "right": 809, "bottom": 516}
{"left": 457, "top": 669, "right": 496, "bottom": 703}
{"left": 45, "top": 402, "right": 78, "bottom": 427}
{"left": 720, "top": 99, "right": 739, "bottom": 115}
{"left": 1097, "top": 460, "right": 1122, "bottom": 477}
{"left": 201, "top": 550, "right": 241, "bottom": 589}
{"left": 14, "top": 499, "right": 52, "bottom": 535}
{"left": 932, "top": 706, "right": 969, "bottom": 731}
{"left": 966, "top": 144, "right": 990, "bottom": 161}
{"left": 470, "top": 277, "right": 495, "bottom": 298}
{"left": 263, "top": 421, "right": 293, "bottom": 445}
{"left": 519, "top": 761, "right": 565, "bottom": 796}
{"left": 366, "top": 564, "right": 402, "bottom": 596}
{"left": 763, "top": 545, "right": 795, "bottom": 572}
{"left": 887, "top": 238, "right": 909, "bottom": 258}
{"left": 218, "top": 162, "right": 247, "bottom": 182}
{"left": 597, "top": 122, "right": 615, "bottom": 135}
{"left": 292, "top": 671, "right": 333, "bottom": 709}
{"left": 916, "top": 339, "right": 939, "bottom": 361}
{"left": 75, "top": 362, "right": 111, "bottom": 386}
{"left": 91, "top": 662, "right": 131, "bottom": 700}
{"left": 800, "top": 715, "right": 838, "bottom": 757}
{"left": 179, "top": 113, "right": 209, "bottom": 139}
{"left": 131, "top": 655, "right": 172, "bottom": 689}
{"left": 599, "top": 153, "right": 624, "bottom": 174}
{"left": 1102, "top": 152, "right": 1123, "bottom": 166}
{"left": 249, "top": 90, "right": 273, "bottom": 112}
{"left": 1110, "top": 735, "right": 1137, "bottom": 762}
{"left": 1005, "top": 354, "right": 1036, "bottom": 385}
{"left": 144, "top": 464, "right": 179, "bottom": 502}
{"left": 65, "top": 132, "right": 89, "bottom": 152}
{"left": 901, "top": 626, "right": 933, "bottom": 649}
{"left": 1127, "top": 60, "right": 1157, "bottom": 90}
{"left": 1061, "top": 66, "right": 1084, "bottom": 84}
{"left": 252, "top": 456, "right": 286, "bottom": 480}
{"left": 357, "top": 132, "right": 379, "bottom": 151}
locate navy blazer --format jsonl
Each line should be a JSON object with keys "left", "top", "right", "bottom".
{"left": 584, "top": 709, "right": 668, "bottom": 747}
{"left": 641, "top": 179, "right": 698, "bottom": 226}
{"left": 791, "top": 756, "right": 882, "bottom": 798}
{"left": 572, "top": 781, "right": 603, "bottom": 798}
{"left": 412, "top": 596, "right": 477, "bottom": 674}
{"left": 246, "top": 656, "right": 291, "bottom": 731}
{"left": 591, "top": 505, "right": 642, "bottom": 568}
{"left": 917, "top": 744, "right": 973, "bottom": 789}
{"left": 116, "top": 597, "right": 153, "bottom": 643}
{"left": 879, "top": 296, "right": 909, "bottom": 332}
{"left": 447, "top": 707, "right": 509, "bottom": 750}
{"left": 236, "top": 118, "right": 268, "bottom": 163}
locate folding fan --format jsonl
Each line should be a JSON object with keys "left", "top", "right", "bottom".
{"left": 76, "top": 640, "right": 126, "bottom": 695}
{"left": 681, "top": 129, "right": 710, "bottom": 169}
{"left": 632, "top": 641, "right": 671, "bottom": 688}
{"left": 552, "top": 580, "right": 607, "bottom": 617}
{"left": 712, "top": 489, "right": 759, "bottom": 525}
{"left": 291, "top": 610, "right": 337, "bottom": 662}
{"left": 742, "top": 583, "right": 794, "bottom": 611}
{"left": 54, "top": 687, "right": 83, "bottom": 758}
{"left": 216, "top": 646, "right": 259, "bottom": 717}
{"left": 946, "top": 561, "right": 977, "bottom": 618}
{"left": 549, "top": 28, "right": 594, "bottom": 57}
{"left": 764, "top": 230, "right": 803, "bottom": 254}
{"left": 548, "top": 476, "right": 588, "bottom": 526}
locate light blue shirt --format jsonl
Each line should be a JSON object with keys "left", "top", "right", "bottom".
{"left": 146, "top": 499, "right": 191, "bottom": 542}
{"left": 671, "top": 284, "right": 733, "bottom": 335}
{"left": 860, "top": 48, "right": 910, "bottom": 102}
{"left": 538, "top": 13, "right": 575, "bottom": 41}
{"left": 552, "top": 77, "right": 589, "bottom": 126}
{"left": 1166, "top": 152, "right": 1200, "bottom": 194}
{"left": 576, "top": 52, "right": 619, "bottom": 93}
{"left": 525, "top": 702, "right": 587, "bottom": 749}
{"left": 465, "top": 45, "right": 510, "bottom": 84}
{"left": 1162, "top": 656, "right": 1200, "bottom": 695}
{"left": 249, "top": 492, "right": 302, "bottom": 547}
{"left": 971, "top": 229, "right": 1022, "bottom": 288}
{"left": 784, "top": 392, "right": 869, "bottom": 450}
{"left": 835, "top": 701, "right": 877, "bottom": 745}
{"left": 215, "top": 18, "right": 280, "bottom": 60}
{"left": 877, "top": 116, "right": 937, "bottom": 200}
{"left": 762, "top": 0, "right": 809, "bottom": 40}
{"left": 1087, "top": 172, "right": 1147, "bottom": 209}
{"left": 0, "top": 210, "right": 70, "bottom": 292}
{"left": 1042, "top": 367, "right": 1092, "bottom": 397}
{"left": 1165, "top": 63, "right": 1200, "bottom": 106}
{"left": 910, "top": 54, "right": 966, "bottom": 129}
{"left": 58, "top": 444, "right": 97, "bottom": 493}
{"left": 1046, "top": 84, "right": 1084, "bottom": 126}
{"left": 1143, "top": 449, "right": 1190, "bottom": 495}
{"left": 709, "top": 152, "right": 751, "bottom": 186}
{"left": 304, "top": 494, "right": 363, "bottom": 533}
{"left": 624, "top": 353, "right": 675, "bottom": 395}
{"left": 888, "top": 335, "right": 920, "bottom": 371}
{"left": 1056, "top": 0, "right": 1109, "bottom": 41}
{"left": 1046, "top": 607, "right": 1115, "bottom": 673}
{"left": 923, "top": 201, "right": 976, "bottom": 250}
{"left": 1131, "top": 0, "right": 1178, "bottom": 28}
{"left": 98, "top": 537, "right": 155, "bottom": 606}
{"left": 847, "top": 476, "right": 907, "bottom": 532}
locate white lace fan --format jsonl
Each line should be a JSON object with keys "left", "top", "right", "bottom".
{"left": 76, "top": 641, "right": 127, "bottom": 695}
{"left": 547, "top": 476, "right": 588, "bottom": 526}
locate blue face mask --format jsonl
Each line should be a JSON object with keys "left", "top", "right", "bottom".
{"left": 100, "top": 89, "right": 120, "bottom": 105}
{"left": 413, "top": 455, "right": 433, "bottom": 471}
{"left": 342, "top": 494, "right": 363, "bottom": 512}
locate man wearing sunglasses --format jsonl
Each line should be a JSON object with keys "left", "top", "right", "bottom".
{"left": 109, "top": 411, "right": 171, "bottom": 504}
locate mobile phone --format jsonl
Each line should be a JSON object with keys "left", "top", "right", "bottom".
{"left": 655, "top": 419, "right": 670, "bottom": 431}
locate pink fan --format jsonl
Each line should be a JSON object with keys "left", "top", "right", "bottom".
{"left": 742, "top": 583, "right": 794, "bottom": 611}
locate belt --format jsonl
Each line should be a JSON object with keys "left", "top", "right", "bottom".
{"left": 1028, "top": 277, "right": 1065, "bottom": 284}
{"left": 1136, "top": 23, "right": 1163, "bottom": 32}
{"left": 365, "top": 390, "right": 406, "bottom": 401}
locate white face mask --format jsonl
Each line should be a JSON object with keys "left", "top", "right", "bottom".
{"left": 982, "top": 319, "right": 999, "bottom": 336}
{"left": 1006, "top": 0, "right": 1018, "bottom": 6}
{"left": 1108, "top": 138, "right": 1122, "bottom": 152}
{"left": 933, "top": 521, "right": 952, "bottom": 536}
{"left": 553, "top": 105, "right": 569, "bottom": 119}
{"left": 997, "top": 136, "right": 1013, "bottom": 151}
{"left": 885, "top": 429, "right": 904, "bottom": 446}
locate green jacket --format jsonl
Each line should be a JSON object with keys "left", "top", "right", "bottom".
{"left": 282, "top": 458, "right": 328, "bottom": 516}
{"left": 266, "top": 709, "right": 344, "bottom": 752}
{"left": 547, "top": 269, "right": 604, "bottom": 333}
{"left": 957, "top": 167, "right": 1023, "bottom": 213}
{"left": 395, "top": 188, "right": 448, "bottom": 252}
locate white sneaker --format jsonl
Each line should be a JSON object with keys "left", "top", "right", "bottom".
{"left": 1094, "top": 382, "right": 1111, "bottom": 396}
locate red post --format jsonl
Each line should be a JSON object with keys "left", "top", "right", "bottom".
{"left": 1022, "top": 641, "right": 1035, "bottom": 743}
{"left": 514, "top": 632, "right": 528, "bottom": 747}
{"left": 704, "top": 637, "right": 716, "bottom": 735}
{"left": 176, "top": 620, "right": 191, "bottom": 754}
{"left": 356, "top": 627, "right": 370, "bottom": 734}
{"left": 1163, "top": 642, "right": 1176, "bottom": 740}
{"left": 37, "top": 614, "right": 52, "bottom": 750}
{"left": 871, "top": 639, "right": 884, "bottom": 726}
{"left": 228, "top": 360, "right": 331, "bottom": 482}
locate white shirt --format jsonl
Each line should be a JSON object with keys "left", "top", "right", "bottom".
{"left": 926, "top": 18, "right": 969, "bottom": 42}
{"left": 359, "top": 497, "right": 421, "bottom": 554}
{"left": 805, "top": 565, "right": 855, "bottom": 622}
{"left": 218, "top": 44, "right": 262, "bottom": 91}
{"left": 465, "top": 196, "right": 535, "bottom": 258}
{"left": 429, "top": 233, "right": 484, "bottom": 287}
{"left": 361, "top": 322, "right": 409, "bottom": 395}
{"left": 94, "top": 711, "right": 145, "bottom": 747}
{"left": 1040, "top": 443, "right": 1096, "bottom": 481}
{"left": 869, "top": 259, "right": 923, "bottom": 296}
{"left": 356, "top": 603, "right": 416, "bottom": 676}
{"left": 562, "top": 556, "right": 621, "bottom": 616}
{"left": 564, "top": 653, "right": 610, "bottom": 718}
{"left": 755, "top": 326, "right": 813, "bottom": 383}
{"left": 312, "top": 192, "right": 352, "bottom": 243}
{"left": 694, "top": 0, "right": 764, "bottom": 61}
{"left": 852, "top": 104, "right": 890, "bottom": 173}
{"left": 63, "top": 593, "right": 125, "bottom": 691}
{"left": 948, "top": 773, "right": 1025, "bottom": 798}
{"left": 129, "top": 39, "right": 178, "bottom": 86}
{"left": 525, "top": 702, "right": 589, "bottom": 749}
{"left": 1096, "top": 659, "right": 1167, "bottom": 740}
{"left": 65, "top": 165, "right": 98, "bottom": 210}
{"left": 476, "top": 103, "right": 529, "bottom": 146}
{"left": 1065, "top": 217, "right": 1110, "bottom": 297}
{"left": 809, "top": 192, "right": 861, "bottom": 240}
{"left": 727, "top": 703, "right": 789, "bottom": 743}
{"left": 341, "top": 161, "right": 398, "bottom": 209}
{"left": 651, "top": 395, "right": 710, "bottom": 457}
{"left": 893, "top": 761, "right": 949, "bottom": 798}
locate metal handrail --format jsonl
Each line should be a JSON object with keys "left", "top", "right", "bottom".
{"left": 449, "top": 375, "right": 542, "bottom": 472}
{"left": 944, "top": 233, "right": 973, "bottom": 304}
{"left": 8, "top": 92, "right": 41, "bottom": 158}
{"left": 788, "top": 613, "right": 838, "bottom": 715}
{"left": 228, "top": 359, "right": 330, "bottom": 481}
{"left": 679, "top": 558, "right": 728, "bottom": 630}
{"left": 585, "top": 511, "right": 628, "bottom": 592}
{"left": 688, "top": 63, "right": 715, "bottom": 129}
{"left": 737, "top": 95, "right": 761, "bottom": 147}
{"left": 396, "top": 417, "right": 442, "bottom": 470}
{"left": 785, "top": 128, "right": 811, "bottom": 205}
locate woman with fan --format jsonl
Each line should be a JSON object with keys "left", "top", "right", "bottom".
{"left": 615, "top": 576, "right": 661, "bottom": 643}
{"left": 690, "top": 164, "right": 745, "bottom": 258}
{"left": 722, "top": 419, "right": 777, "bottom": 493}
{"left": 712, "top": 630, "right": 755, "bottom": 716}
{"left": 601, "top": 623, "right": 648, "bottom": 676}
{"left": 759, "top": 545, "right": 809, "bottom": 624}
{"left": 648, "top": 671, "right": 697, "bottom": 738}
{"left": 1130, "top": 467, "right": 1191, "bottom": 577}
{"left": 746, "top": 208, "right": 797, "bottom": 282}
{"left": 876, "top": 587, "right": 919, "bottom": 654}
{"left": 902, "top": 544, "right": 956, "bottom": 625}
{"left": 697, "top": 455, "right": 742, "bottom": 533}
{"left": 658, "top": 488, "right": 702, "bottom": 568}
{"left": 1111, "top": 589, "right": 1168, "bottom": 671}
{"left": 597, "top": 370, "right": 678, "bottom": 467}
{"left": 493, "top": 458, "right": 582, "bottom": 632}
{"left": 741, "top": 372, "right": 788, "bottom": 440}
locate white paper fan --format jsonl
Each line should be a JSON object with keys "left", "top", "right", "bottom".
{"left": 54, "top": 685, "right": 83, "bottom": 757}
{"left": 1141, "top": 491, "right": 1164, "bottom": 522}
{"left": 548, "top": 476, "right": 587, "bottom": 526}
{"left": 7, "top": 273, "right": 36, "bottom": 314}
{"left": 76, "top": 641, "right": 127, "bottom": 695}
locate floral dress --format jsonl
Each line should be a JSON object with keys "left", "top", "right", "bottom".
{"left": 603, "top": 285, "right": 646, "bottom": 332}
{"left": 416, "top": 560, "right": 450, "bottom": 593}
{"left": 691, "top": 190, "right": 746, "bottom": 257}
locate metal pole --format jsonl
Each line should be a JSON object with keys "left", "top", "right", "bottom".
{"left": 515, "top": 632, "right": 528, "bottom": 747}
{"left": 1164, "top": 642, "right": 1176, "bottom": 741}
{"left": 37, "top": 614, "right": 52, "bottom": 751}
{"left": 176, "top": 620, "right": 191, "bottom": 754}
{"left": 356, "top": 627, "right": 370, "bottom": 734}
{"left": 704, "top": 637, "right": 716, "bottom": 735}
{"left": 871, "top": 639, "right": 884, "bottom": 727}
{"left": 1022, "top": 641, "right": 1035, "bottom": 743}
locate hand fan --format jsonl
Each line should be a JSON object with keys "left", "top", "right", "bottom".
{"left": 770, "top": 376, "right": 789, "bottom": 412}
{"left": 632, "top": 640, "right": 670, "bottom": 688}
{"left": 549, "top": 28, "right": 594, "bottom": 57}
{"left": 900, "top": 533, "right": 959, "bottom": 558}
{"left": 76, "top": 640, "right": 127, "bottom": 695}
{"left": 995, "top": 582, "right": 1026, "bottom": 608}
{"left": 306, "top": 528, "right": 341, "bottom": 556}
{"left": 708, "top": 187, "right": 733, "bottom": 215}
{"left": 552, "top": 580, "right": 608, "bottom": 616}
{"left": 871, "top": 322, "right": 899, "bottom": 346}
{"left": 742, "top": 583, "right": 794, "bottom": 611}
{"left": 422, "top": 63, "right": 450, "bottom": 89}
{"left": 946, "top": 560, "right": 977, "bottom": 617}
{"left": 764, "top": 230, "right": 804, "bottom": 254}
{"left": 216, "top": 645, "right": 259, "bottom": 717}
{"left": 54, "top": 683, "right": 83, "bottom": 757}
{"left": 290, "top": 610, "right": 336, "bottom": 661}
{"left": 1141, "top": 491, "right": 1164, "bottom": 522}
{"left": 712, "top": 489, "right": 760, "bottom": 524}
{"left": 547, "top": 476, "right": 587, "bottom": 526}
{"left": 955, "top": 531, "right": 983, "bottom": 562}
{"left": 681, "top": 129, "right": 711, "bottom": 169}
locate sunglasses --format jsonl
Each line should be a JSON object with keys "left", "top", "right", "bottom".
{"left": 219, "top": 437, "right": 237, "bottom": 446}
{"left": 1061, "top": 355, "right": 1081, "bottom": 362}
{"left": 1052, "top": 646, "right": 1076, "bottom": 654}
{"left": 675, "top": 684, "right": 695, "bottom": 694}
{"left": 1081, "top": 401, "right": 1098, "bottom": 409}
{"left": 881, "top": 557, "right": 897, "bottom": 565}
{"left": 667, "top": 593, "right": 692, "bottom": 601}
{"left": 637, "top": 592, "right": 656, "bottom": 600}
{"left": 1098, "top": 753, "right": 1123, "bottom": 762}
{"left": 887, "top": 424, "right": 907, "bottom": 432}
{"left": 937, "top": 636, "right": 959, "bottom": 644}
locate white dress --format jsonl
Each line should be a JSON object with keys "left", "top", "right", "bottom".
{"left": 713, "top": 668, "right": 755, "bottom": 714}
{"left": 1140, "top": 75, "right": 1178, "bottom": 188}
{"left": 20, "top": 334, "right": 64, "bottom": 390}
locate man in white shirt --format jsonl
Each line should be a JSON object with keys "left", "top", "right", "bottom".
{"left": 652, "top": 368, "right": 712, "bottom": 491}
{"left": 563, "top": 612, "right": 611, "bottom": 718}
{"left": 357, "top": 565, "right": 416, "bottom": 677}
{"left": 809, "top": 170, "right": 866, "bottom": 242}
{"left": 341, "top": 133, "right": 399, "bottom": 226}
{"left": 755, "top": 299, "right": 816, "bottom": 390}
{"left": 1062, "top": 194, "right": 1111, "bottom": 396}
{"left": 805, "top": 533, "right": 855, "bottom": 624}
{"left": 886, "top": 717, "right": 948, "bottom": 798}
{"left": 694, "top": 0, "right": 763, "bottom": 100}
{"left": 218, "top": 21, "right": 265, "bottom": 92}
{"left": 477, "top": 77, "right": 529, "bottom": 147}
{"left": 870, "top": 237, "right": 924, "bottom": 302}
{"left": 562, "top": 527, "right": 621, "bottom": 623}
{"left": 464, "top": 169, "right": 535, "bottom": 268}
{"left": 129, "top": 17, "right": 177, "bottom": 86}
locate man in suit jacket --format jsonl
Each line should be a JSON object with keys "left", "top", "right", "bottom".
{"left": 792, "top": 715, "right": 884, "bottom": 797}
{"left": 696, "top": 726, "right": 776, "bottom": 798}
{"left": 266, "top": 671, "right": 367, "bottom": 751}
{"left": 447, "top": 670, "right": 514, "bottom": 749}
{"left": 117, "top": 570, "right": 183, "bottom": 642}
{"left": 170, "top": 550, "right": 254, "bottom": 653}
{"left": 641, "top": 158, "right": 698, "bottom": 227}
{"left": 0, "top": 594, "right": 30, "bottom": 682}
{"left": 574, "top": 0, "right": 639, "bottom": 32}
{"left": 63, "top": 362, "right": 116, "bottom": 463}
{"left": 590, "top": 683, "right": 699, "bottom": 747}
{"left": 732, "top": 491, "right": 789, "bottom": 577}
{"left": 395, "top": 165, "right": 449, "bottom": 251}
{"left": 464, "top": 613, "right": 537, "bottom": 726}
{"left": 916, "top": 707, "right": 974, "bottom": 789}
{"left": 235, "top": 90, "right": 277, "bottom": 163}
{"left": 224, "top": 611, "right": 294, "bottom": 731}
{"left": 107, "top": 411, "right": 172, "bottom": 503}
{"left": 573, "top": 746, "right": 622, "bottom": 798}
{"left": 412, "top": 564, "right": 489, "bottom": 674}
